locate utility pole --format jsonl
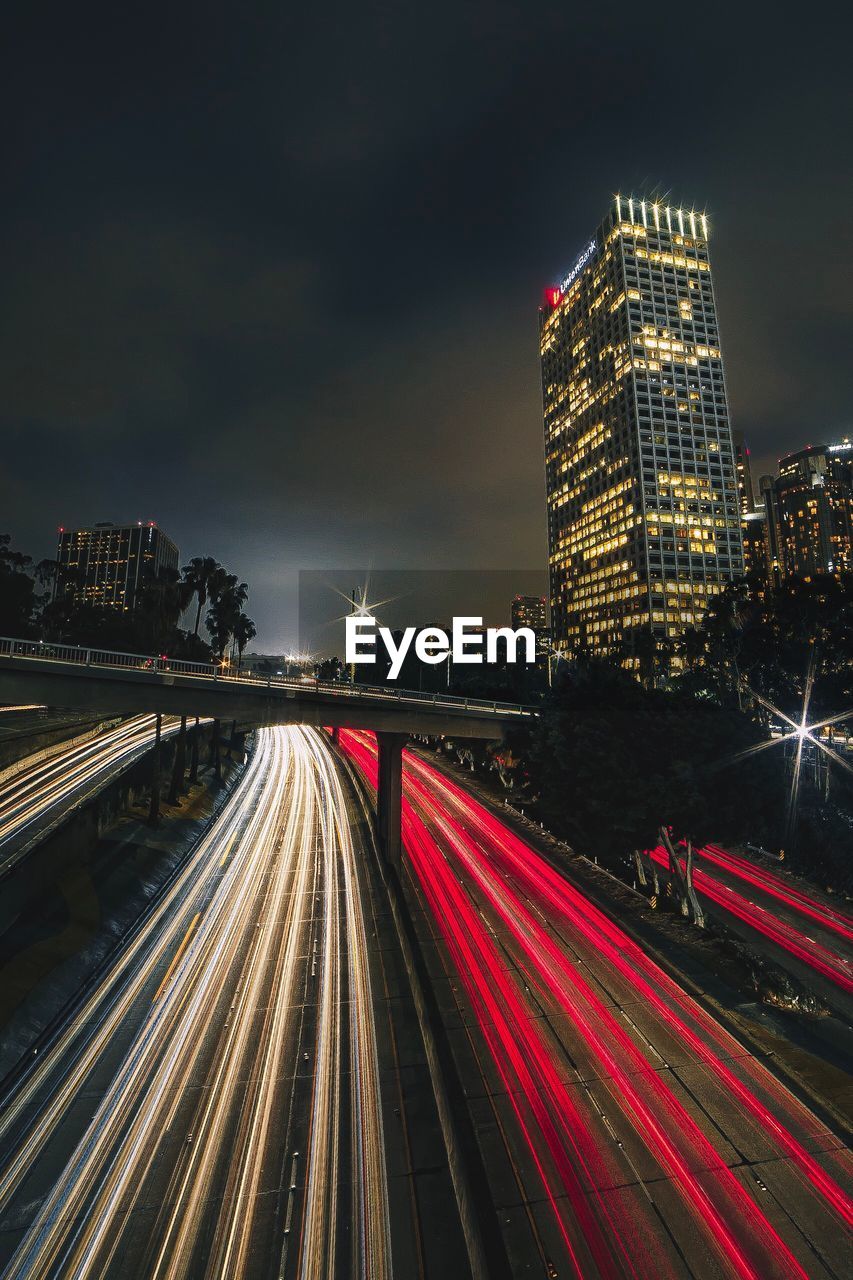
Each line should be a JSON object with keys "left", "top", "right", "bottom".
{"left": 349, "top": 588, "right": 356, "bottom": 683}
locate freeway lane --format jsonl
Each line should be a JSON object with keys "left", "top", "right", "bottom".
{"left": 342, "top": 731, "right": 853, "bottom": 1279}
{"left": 647, "top": 844, "right": 853, "bottom": 1015}
{"left": 699, "top": 846, "right": 853, "bottom": 946}
{"left": 0, "top": 727, "right": 405, "bottom": 1280}
{"left": 0, "top": 714, "right": 181, "bottom": 874}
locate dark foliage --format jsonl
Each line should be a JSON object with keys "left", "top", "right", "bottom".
{"left": 0, "top": 535, "right": 37, "bottom": 636}
{"left": 0, "top": 531, "right": 255, "bottom": 666}
{"left": 518, "top": 660, "right": 785, "bottom": 863}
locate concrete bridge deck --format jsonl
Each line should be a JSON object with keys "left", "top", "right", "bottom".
{"left": 0, "top": 637, "right": 535, "bottom": 740}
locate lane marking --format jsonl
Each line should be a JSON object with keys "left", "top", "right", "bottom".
{"left": 152, "top": 913, "right": 201, "bottom": 1002}
{"left": 218, "top": 829, "right": 241, "bottom": 868}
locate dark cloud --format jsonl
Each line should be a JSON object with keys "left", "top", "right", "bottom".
{"left": 2, "top": 1, "right": 851, "bottom": 647}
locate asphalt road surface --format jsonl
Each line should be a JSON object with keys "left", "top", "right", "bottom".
{"left": 647, "top": 842, "right": 853, "bottom": 1018}
{"left": 0, "top": 714, "right": 182, "bottom": 875}
{"left": 0, "top": 726, "right": 465, "bottom": 1279}
{"left": 342, "top": 730, "right": 853, "bottom": 1280}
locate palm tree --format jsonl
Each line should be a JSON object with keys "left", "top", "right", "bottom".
{"left": 181, "top": 557, "right": 222, "bottom": 638}
{"left": 205, "top": 575, "right": 249, "bottom": 660}
{"left": 136, "top": 568, "right": 185, "bottom": 650}
{"left": 232, "top": 613, "right": 257, "bottom": 671}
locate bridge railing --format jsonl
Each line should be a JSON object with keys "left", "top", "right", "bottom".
{"left": 0, "top": 637, "right": 535, "bottom": 718}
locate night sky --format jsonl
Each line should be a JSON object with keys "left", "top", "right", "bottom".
{"left": 3, "top": 3, "right": 851, "bottom": 649}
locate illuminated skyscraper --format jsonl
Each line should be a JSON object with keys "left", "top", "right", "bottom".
{"left": 774, "top": 441, "right": 853, "bottom": 579}
{"left": 55, "top": 521, "right": 180, "bottom": 612}
{"left": 510, "top": 593, "right": 549, "bottom": 655}
{"left": 733, "top": 431, "right": 767, "bottom": 583}
{"left": 540, "top": 194, "right": 744, "bottom": 660}
{"left": 733, "top": 430, "right": 755, "bottom": 515}
{"left": 759, "top": 473, "right": 784, "bottom": 587}
{"left": 741, "top": 509, "right": 769, "bottom": 584}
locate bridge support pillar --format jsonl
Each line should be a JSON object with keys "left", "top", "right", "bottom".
{"left": 188, "top": 716, "right": 200, "bottom": 784}
{"left": 377, "top": 732, "right": 406, "bottom": 873}
{"left": 148, "top": 713, "right": 162, "bottom": 825}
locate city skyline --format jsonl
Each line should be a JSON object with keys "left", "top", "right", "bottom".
{"left": 1, "top": 4, "right": 852, "bottom": 650}
{"left": 40, "top": 425, "right": 853, "bottom": 660}
{"left": 15, "top": 250, "right": 852, "bottom": 656}
{"left": 0, "top": 11, "right": 850, "bottom": 1276}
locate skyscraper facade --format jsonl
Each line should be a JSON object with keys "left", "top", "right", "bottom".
{"left": 510, "top": 593, "right": 547, "bottom": 632}
{"left": 55, "top": 521, "right": 180, "bottom": 613}
{"left": 733, "top": 430, "right": 755, "bottom": 515}
{"left": 774, "top": 442, "right": 853, "bottom": 579}
{"left": 510, "top": 593, "right": 549, "bottom": 655}
{"left": 540, "top": 195, "right": 744, "bottom": 659}
{"left": 740, "top": 510, "right": 769, "bottom": 583}
{"left": 759, "top": 473, "right": 784, "bottom": 588}
{"left": 733, "top": 431, "right": 768, "bottom": 584}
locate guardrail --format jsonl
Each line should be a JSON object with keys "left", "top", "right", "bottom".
{"left": 0, "top": 637, "right": 535, "bottom": 718}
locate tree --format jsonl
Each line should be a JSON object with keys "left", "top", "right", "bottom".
{"left": 315, "top": 656, "right": 344, "bottom": 682}
{"left": 676, "top": 625, "right": 708, "bottom": 673}
{"left": 205, "top": 574, "right": 249, "bottom": 659}
{"left": 0, "top": 534, "right": 36, "bottom": 635}
{"left": 232, "top": 613, "right": 257, "bottom": 671}
{"left": 700, "top": 581, "right": 753, "bottom": 708}
{"left": 31, "top": 558, "right": 58, "bottom": 624}
{"left": 136, "top": 568, "right": 186, "bottom": 651}
{"left": 625, "top": 623, "right": 671, "bottom": 691}
{"left": 181, "top": 556, "right": 222, "bottom": 638}
{"left": 519, "top": 659, "right": 783, "bottom": 864}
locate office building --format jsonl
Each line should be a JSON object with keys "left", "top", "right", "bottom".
{"left": 540, "top": 194, "right": 743, "bottom": 659}
{"left": 55, "top": 521, "right": 180, "bottom": 612}
{"left": 733, "top": 430, "right": 755, "bottom": 515}
{"left": 510, "top": 594, "right": 549, "bottom": 655}
{"left": 741, "top": 510, "right": 769, "bottom": 582}
{"left": 774, "top": 441, "right": 853, "bottom": 579}
{"left": 510, "top": 593, "right": 547, "bottom": 632}
{"left": 732, "top": 431, "right": 767, "bottom": 583}
{"left": 759, "top": 473, "right": 784, "bottom": 587}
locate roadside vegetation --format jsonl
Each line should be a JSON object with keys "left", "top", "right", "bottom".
{"left": 478, "top": 575, "right": 853, "bottom": 893}
{"left": 0, "top": 533, "right": 257, "bottom": 670}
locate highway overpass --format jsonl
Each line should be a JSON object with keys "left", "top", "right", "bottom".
{"left": 0, "top": 637, "right": 536, "bottom": 869}
{"left": 0, "top": 637, "right": 531, "bottom": 739}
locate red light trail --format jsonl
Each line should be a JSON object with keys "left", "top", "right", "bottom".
{"left": 647, "top": 845, "right": 853, "bottom": 997}
{"left": 699, "top": 844, "right": 853, "bottom": 944}
{"left": 341, "top": 731, "right": 853, "bottom": 1280}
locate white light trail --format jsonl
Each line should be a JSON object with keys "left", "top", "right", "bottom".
{"left": 0, "top": 727, "right": 392, "bottom": 1280}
